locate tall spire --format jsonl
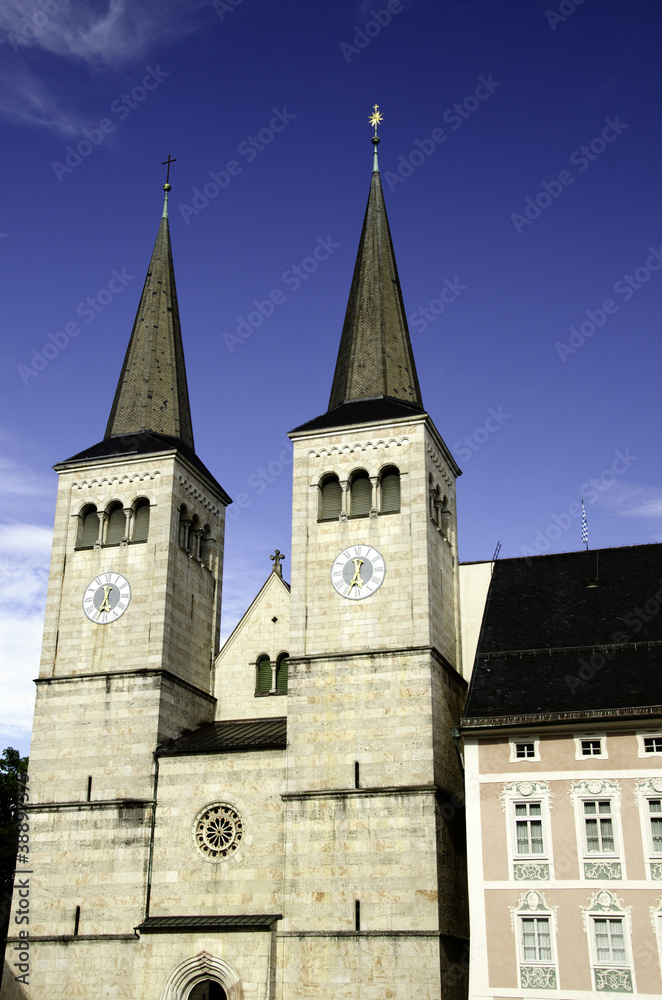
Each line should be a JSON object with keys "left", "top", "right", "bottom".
{"left": 328, "top": 109, "right": 423, "bottom": 412}
{"left": 104, "top": 173, "right": 194, "bottom": 450}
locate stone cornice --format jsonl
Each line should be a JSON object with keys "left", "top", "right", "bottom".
{"left": 35, "top": 667, "right": 216, "bottom": 703}
{"left": 26, "top": 798, "right": 154, "bottom": 813}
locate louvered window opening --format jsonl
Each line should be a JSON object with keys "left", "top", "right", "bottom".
{"left": 80, "top": 509, "right": 99, "bottom": 547}
{"left": 321, "top": 479, "right": 342, "bottom": 519}
{"left": 350, "top": 475, "right": 371, "bottom": 517}
{"left": 256, "top": 657, "right": 272, "bottom": 693}
{"left": 133, "top": 502, "right": 150, "bottom": 542}
{"left": 381, "top": 472, "right": 400, "bottom": 513}
{"left": 106, "top": 507, "right": 126, "bottom": 546}
{"left": 276, "top": 655, "right": 289, "bottom": 693}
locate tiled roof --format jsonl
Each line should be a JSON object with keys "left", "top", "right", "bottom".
{"left": 291, "top": 396, "right": 425, "bottom": 434}
{"left": 56, "top": 431, "right": 230, "bottom": 503}
{"left": 462, "top": 544, "right": 662, "bottom": 724}
{"left": 104, "top": 211, "right": 194, "bottom": 449}
{"left": 137, "top": 914, "right": 281, "bottom": 933}
{"left": 327, "top": 168, "right": 423, "bottom": 411}
{"left": 156, "top": 717, "right": 287, "bottom": 756}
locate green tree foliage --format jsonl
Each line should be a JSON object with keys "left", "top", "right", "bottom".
{"left": 0, "top": 748, "right": 29, "bottom": 978}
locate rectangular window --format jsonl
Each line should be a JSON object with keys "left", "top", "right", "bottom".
{"left": 649, "top": 799, "right": 662, "bottom": 854}
{"left": 521, "top": 916, "right": 552, "bottom": 962}
{"left": 515, "top": 802, "right": 544, "bottom": 855}
{"left": 644, "top": 737, "right": 662, "bottom": 754}
{"left": 574, "top": 733, "right": 606, "bottom": 759}
{"left": 584, "top": 800, "right": 615, "bottom": 854}
{"left": 592, "top": 917, "right": 626, "bottom": 965}
{"left": 509, "top": 737, "right": 540, "bottom": 762}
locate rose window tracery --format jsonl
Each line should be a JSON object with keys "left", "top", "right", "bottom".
{"left": 193, "top": 803, "right": 243, "bottom": 861}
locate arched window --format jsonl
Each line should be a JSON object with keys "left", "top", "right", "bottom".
{"left": 179, "top": 505, "right": 191, "bottom": 550}
{"left": 320, "top": 474, "right": 342, "bottom": 520}
{"left": 380, "top": 466, "right": 401, "bottom": 513}
{"left": 105, "top": 502, "right": 125, "bottom": 546}
{"left": 350, "top": 470, "right": 371, "bottom": 517}
{"left": 189, "top": 981, "right": 227, "bottom": 1000}
{"left": 132, "top": 498, "right": 150, "bottom": 542}
{"left": 276, "top": 652, "right": 289, "bottom": 693}
{"left": 256, "top": 654, "right": 272, "bottom": 694}
{"left": 79, "top": 504, "right": 99, "bottom": 548}
{"left": 200, "top": 524, "right": 213, "bottom": 567}
{"left": 190, "top": 515, "right": 201, "bottom": 559}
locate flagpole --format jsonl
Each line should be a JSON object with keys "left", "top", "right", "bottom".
{"left": 581, "top": 498, "right": 588, "bottom": 551}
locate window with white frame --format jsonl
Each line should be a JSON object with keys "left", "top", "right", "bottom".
{"left": 570, "top": 780, "right": 623, "bottom": 880}
{"left": 650, "top": 898, "right": 662, "bottom": 973}
{"left": 521, "top": 915, "right": 552, "bottom": 962}
{"left": 583, "top": 890, "right": 633, "bottom": 993}
{"left": 510, "top": 738, "right": 540, "bottom": 762}
{"left": 574, "top": 733, "right": 607, "bottom": 759}
{"left": 592, "top": 916, "right": 627, "bottom": 964}
{"left": 635, "top": 779, "right": 662, "bottom": 879}
{"left": 515, "top": 802, "right": 545, "bottom": 856}
{"left": 501, "top": 782, "right": 553, "bottom": 880}
{"left": 637, "top": 732, "right": 662, "bottom": 757}
{"left": 584, "top": 800, "right": 616, "bottom": 854}
{"left": 510, "top": 890, "right": 558, "bottom": 990}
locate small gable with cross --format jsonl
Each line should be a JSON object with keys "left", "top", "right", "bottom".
{"left": 214, "top": 554, "right": 291, "bottom": 721}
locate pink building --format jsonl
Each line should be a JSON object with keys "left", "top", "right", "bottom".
{"left": 460, "top": 545, "right": 662, "bottom": 999}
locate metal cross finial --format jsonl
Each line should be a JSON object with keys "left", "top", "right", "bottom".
{"left": 368, "top": 104, "right": 383, "bottom": 137}
{"left": 270, "top": 549, "right": 285, "bottom": 577}
{"left": 161, "top": 155, "right": 176, "bottom": 188}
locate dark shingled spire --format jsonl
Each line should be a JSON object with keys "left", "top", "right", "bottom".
{"left": 328, "top": 164, "right": 423, "bottom": 412}
{"left": 104, "top": 191, "right": 194, "bottom": 450}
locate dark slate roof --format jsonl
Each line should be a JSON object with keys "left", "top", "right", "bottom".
{"left": 462, "top": 544, "right": 662, "bottom": 726}
{"left": 290, "top": 396, "right": 425, "bottom": 434}
{"left": 327, "top": 168, "right": 423, "bottom": 411}
{"left": 137, "top": 914, "right": 281, "bottom": 933}
{"left": 156, "top": 717, "right": 287, "bottom": 757}
{"left": 104, "top": 207, "right": 195, "bottom": 449}
{"left": 55, "top": 431, "right": 231, "bottom": 505}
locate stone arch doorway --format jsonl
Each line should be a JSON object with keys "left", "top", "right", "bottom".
{"left": 160, "top": 951, "right": 242, "bottom": 1000}
{"left": 188, "top": 981, "right": 227, "bottom": 1000}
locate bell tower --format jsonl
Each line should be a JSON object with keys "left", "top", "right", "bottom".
{"left": 282, "top": 114, "right": 469, "bottom": 999}
{"left": 13, "top": 179, "right": 230, "bottom": 950}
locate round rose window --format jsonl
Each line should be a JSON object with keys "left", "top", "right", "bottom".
{"left": 193, "top": 803, "right": 243, "bottom": 862}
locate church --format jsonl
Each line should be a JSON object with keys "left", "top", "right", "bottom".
{"left": 2, "top": 121, "right": 473, "bottom": 1000}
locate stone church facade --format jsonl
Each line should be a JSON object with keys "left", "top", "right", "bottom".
{"left": 2, "top": 140, "right": 471, "bottom": 999}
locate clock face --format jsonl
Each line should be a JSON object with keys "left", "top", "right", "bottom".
{"left": 83, "top": 573, "right": 131, "bottom": 624}
{"left": 331, "top": 545, "right": 386, "bottom": 600}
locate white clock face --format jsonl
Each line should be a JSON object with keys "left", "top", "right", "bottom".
{"left": 331, "top": 545, "right": 386, "bottom": 600}
{"left": 83, "top": 573, "right": 131, "bottom": 624}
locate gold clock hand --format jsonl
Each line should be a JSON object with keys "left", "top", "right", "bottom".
{"left": 96, "top": 585, "right": 113, "bottom": 619}
{"left": 348, "top": 558, "right": 364, "bottom": 591}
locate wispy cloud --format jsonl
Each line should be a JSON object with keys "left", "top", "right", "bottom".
{"left": 597, "top": 482, "right": 662, "bottom": 519}
{"left": 0, "top": 0, "right": 207, "bottom": 65}
{"left": 0, "top": 455, "right": 55, "bottom": 501}
{"left": 0, "top": 522, "right": 51, "bottom": 744}
{"left": 0, "top": 0, "right": 208, "bottom": 135}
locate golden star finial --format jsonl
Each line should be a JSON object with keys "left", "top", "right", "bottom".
{"left": 368, "top": 104, "right": 383, "bottom": 136}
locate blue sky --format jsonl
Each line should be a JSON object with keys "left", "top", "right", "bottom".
{"left": 1, "top": 0, "right": 661, "bottom": 758}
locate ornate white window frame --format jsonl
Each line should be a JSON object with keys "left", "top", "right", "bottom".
{"left": 501, "top": 781, "right": 554, "bottom": 882}
{"left": 574, "top": 732, "right": 608, "bottom": 760}
{"left": 510, "top": 889, "right": 558, "bottom": 990}
{"left": 569, "top": 779, "right": 624, "bottom": 881}
{"left": 509, "top": 737, "right": 541, "bottom": 763}
{"left": 635, "top": 778, "right": 662, "bottom": 881}
{"left": 582, "top": 889, "right": 634, "bottom": 994}
{"left": 637, "top": 731, "right": 662, "bottom": 758}
{"left": 649, "top": 896, "right": 662, "bottom": 975}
